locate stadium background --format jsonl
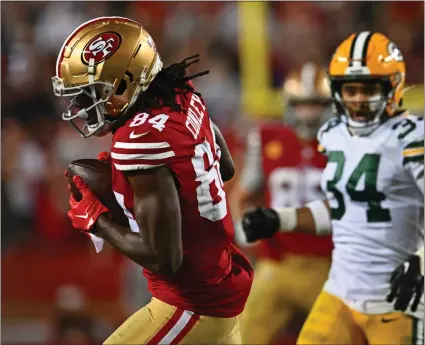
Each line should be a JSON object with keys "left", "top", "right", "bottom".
{"left": 1, "top": 1, "right": 423, "bottom": 344}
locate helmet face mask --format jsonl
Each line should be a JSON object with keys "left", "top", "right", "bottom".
{"left": 52, "top": 16, "right": 163, "bottom": 138}
{"left": 334, "top": 80, "right": 389, "bottom": 136}
{"left": 290, "top": 101, "right": 332, "bottom": 140}
{"left": 328, "top": 31, "right": 406, "bottom": 136}
{"left": 53, "top": 76, "right": 115, "bottom": 137}
{"left": 283, "top": 62, "right": 332, "bottom": 140}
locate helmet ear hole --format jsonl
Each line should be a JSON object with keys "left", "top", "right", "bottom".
{"left": 115, "top": 79, "right": 127, "bottom": 96}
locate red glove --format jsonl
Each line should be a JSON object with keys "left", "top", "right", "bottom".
{"left": 97, "top": 151, "right": 111, "bottom": 162}
{"left": 68, "top": 176, "right": 109, "bottom": 231}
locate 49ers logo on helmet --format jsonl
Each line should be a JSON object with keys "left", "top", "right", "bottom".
{"left": 82, "top": 32, "right": 121, "bottom": 65}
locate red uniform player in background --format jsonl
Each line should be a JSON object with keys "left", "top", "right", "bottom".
{"left": 235, "top": 63, "right": 333, "bottom": 344}
{"left": 52, "top": 16, "right": 253, "bottom": 344}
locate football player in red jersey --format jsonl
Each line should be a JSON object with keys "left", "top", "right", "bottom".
{"left": 235, "top": 63, "right": 334, "bottom": 344}
{"left": 52, "top": 17, "right": 253, "bottom": 344}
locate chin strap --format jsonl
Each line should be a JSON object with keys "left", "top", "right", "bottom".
{"left": 335, "top": 91, "right": 388, "bottom": 136}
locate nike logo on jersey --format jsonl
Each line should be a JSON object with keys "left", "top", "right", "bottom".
{"left": 75, "top": 213, "right": 89, "bottom": 219}
{"left": 130, "top": 131, "right": 149, "bottom": 139}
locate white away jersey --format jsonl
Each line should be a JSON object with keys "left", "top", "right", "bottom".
{"left": 318, "top": 113, "right": 424, "bottom": 316}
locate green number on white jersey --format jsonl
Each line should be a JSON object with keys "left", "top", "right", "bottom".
{"left": 327, "top": 151, "right": 391, "bottom": 222}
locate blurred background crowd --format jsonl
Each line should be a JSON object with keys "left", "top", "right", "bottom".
{"left": 1, "top": 1, "right": 424, "bottom": 344}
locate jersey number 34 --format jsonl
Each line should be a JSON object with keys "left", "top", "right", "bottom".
{"left": 326, "top": 151, "right": 391, "bottom": 222}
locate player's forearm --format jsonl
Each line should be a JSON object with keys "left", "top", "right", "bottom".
{"left": 94, "top": 215, "right": 165, "bottom": 273}
{"left": 212, "top": 122, "right": 235, "bottom": 181}
{"left": 238, "top": 186, "right": 266, "bottom": 214}
{"left": 276, "top": 200, "right": 332, "bottom": 235}
{"left": 294, "top": 207, "right": 320, "bottom": 234}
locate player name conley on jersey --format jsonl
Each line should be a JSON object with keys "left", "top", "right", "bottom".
{"left": 186, "top": 93, "right": 206, "bottom": 139}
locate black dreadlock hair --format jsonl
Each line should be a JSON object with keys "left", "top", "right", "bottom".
{"left": 111, "top": 55, "right": 209, "bottom": 132}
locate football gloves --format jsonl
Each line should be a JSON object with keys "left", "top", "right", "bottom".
{"left": 387, "top": 254, "right": 424, "bottom": 312}
{"left": 68, "top": 176, "right": 109, "bottom": 232}
{"left": 97, "top": 151, "right": 111, "bottom": 162}
{"left": 242, "top": 207, "right": 280, "bottom": 243}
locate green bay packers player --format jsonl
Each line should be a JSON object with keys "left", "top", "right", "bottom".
{"left": 236, "top": 63, "right": 333, "bottom": 344}
{"left": 241, "top": 32, "right": 424, "bottom": 344}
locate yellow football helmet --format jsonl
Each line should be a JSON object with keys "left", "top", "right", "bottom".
{"left": 282, "top": 62, "right": 332, "bottom": 139}
{"left": 328, "top": 31, "right": 406, "bottom": 136}
{"left": 52, "top": 16, "right": 163, "bottom": 137}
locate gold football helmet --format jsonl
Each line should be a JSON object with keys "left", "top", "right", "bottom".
{"left": 328, "top": 31, "right": 406, "bottom": 136}
{"left": 52, "top": 16, "right": 163, "bottom": 137}
{"left": 282, "top": 62, "right": 332, "bottom": 140}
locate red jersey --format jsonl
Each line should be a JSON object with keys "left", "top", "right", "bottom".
{"left": 256, "top": 123, "right": 333, "bottom": 260}
{"left": 110, "top": 88, "right": 253, "bottom": 317}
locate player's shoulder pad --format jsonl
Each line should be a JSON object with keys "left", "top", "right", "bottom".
{"left": 317, "top": 117, "right": 341, "bottom": 141}
{"left": 111, "top": 112, "right": 175, "bottom": 171}
{"left": 248, "top": 123, "right": 290, "bottom": 153}
{"left": 259, "top": 121, "right": 286, "bottom": 131}
{"left": 259, "top": 122, "right": 296, "bottom": 138}
{"left": 246, "top": 127, "right": 261, "bottom": 145}
{"left": 390, "top": 112, "right": 424, "bottom": 166}
{"left": 114, "top": 112, "right": 172, "bottom": 145}
{"left": 317, "top": 117, "right": 341, "bottom": 153}
{"left": 390, "top": 112, "right": 424, "bottom": 148}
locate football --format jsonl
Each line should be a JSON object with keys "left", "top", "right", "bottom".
{"left": 67, "top": 158, "right": 129, "bottom": 227}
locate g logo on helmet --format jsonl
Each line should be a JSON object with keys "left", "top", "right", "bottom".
{"left": 82, "top": 32, "right": 122, "bottom": 65}
{"left": 387, "top": 42, "right": 404, "bottom": 62}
